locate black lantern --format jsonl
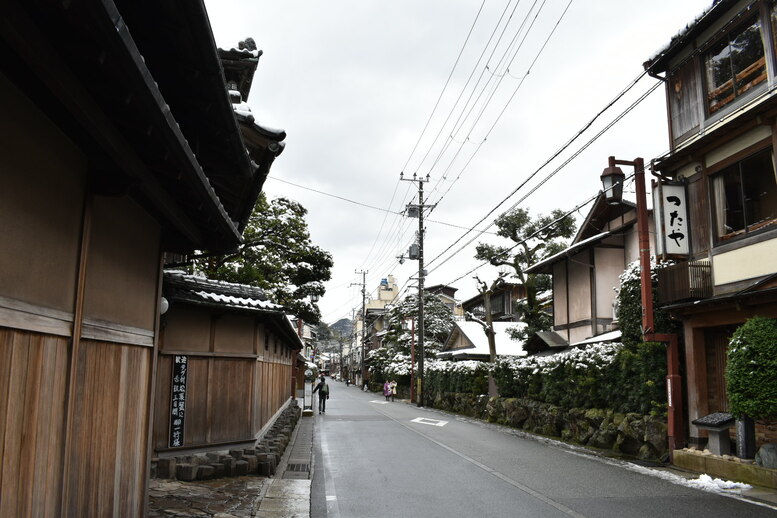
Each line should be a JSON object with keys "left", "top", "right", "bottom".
{"left": 600, "top": 159, "right": 625, "bottom": 204}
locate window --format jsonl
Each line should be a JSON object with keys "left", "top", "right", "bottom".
{"left": 711, "top": 148, "right": 777, "bottom": 241}
{"left": 704, "top": 16, "right": 766, "bottom": 115}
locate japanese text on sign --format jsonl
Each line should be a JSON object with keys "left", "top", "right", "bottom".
{"left": 169, "top": 355, "right": 188, "bottom": 448}
{"left": 654, "top": 182, "right": 689, "bottom": 256}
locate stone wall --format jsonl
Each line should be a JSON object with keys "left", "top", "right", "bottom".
{"left": 152, "top": 403, "right": 301, "bottom": 481}
{"left": 429, "top": 392, "right": 668, "bottom": 461}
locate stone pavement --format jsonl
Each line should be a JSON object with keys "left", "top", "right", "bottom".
{"left": 148, "top": 414, "right": 315, "bottom": 518}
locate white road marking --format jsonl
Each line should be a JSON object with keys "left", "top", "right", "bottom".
{"left": 369, "top": 400, "right": 390, "bottom": 404}
{"left": 411, "top": 417, "right": 448, "bottom": 427}
{"left": 326, "top": 495, "right": 337, "bottom": 501}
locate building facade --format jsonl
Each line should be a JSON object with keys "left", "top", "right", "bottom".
{"left": 645, "top": 0, "right": 777, "bottom": 448}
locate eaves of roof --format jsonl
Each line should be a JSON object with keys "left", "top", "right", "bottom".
{"left": 644, "top": 0, "right": 741, "bottom": 75}
{"left": 526, "top": 232, "right": 611, "bottom": 274}
{"left": 1, "top": 0, "right": 254, "bottom": 252}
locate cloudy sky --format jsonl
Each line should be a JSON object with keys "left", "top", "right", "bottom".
{"left": 205, "top": 0, "right": 711, "bottom": 325}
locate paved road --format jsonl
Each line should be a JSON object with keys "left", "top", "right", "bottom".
{"left": 311, "top": 381, "right": 777, "bottom": 518}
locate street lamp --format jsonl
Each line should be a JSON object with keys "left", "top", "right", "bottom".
{"left": 600, "top": 156, "right": 685, "bottom": 456}
{"left": 600, "top": 156, "right": 626, "bottom": 205}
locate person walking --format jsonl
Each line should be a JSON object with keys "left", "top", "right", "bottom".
{"left": 312, "top": 375, "right": 329, "bottom": 414}
{"left": 383, "top": 380, "right": 391, "bottom": 401}
{"left": 389, "top": 380, "right": 397, "bottom": 402}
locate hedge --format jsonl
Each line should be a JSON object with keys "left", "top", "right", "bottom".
{"left": 726, "top": 316, "right": 777, "bottom": 419}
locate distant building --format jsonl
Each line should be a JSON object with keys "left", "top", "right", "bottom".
{"left": 461, "top": 282, "right": 527, "bottom": 322}
{"left": 438, "top": 321, "right": 527, "bottom": 361}
{"left": 425, "top": 284, "right": 464, "bottom": 318}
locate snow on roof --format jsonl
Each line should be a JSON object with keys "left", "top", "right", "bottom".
{"left": 569, "top": 330, "right": 622, "bottom": 347}
{"left": 191, "top": 290, "right": 281, "bottom": 310}
{"left": 526, "top": 232, "right": 610, "bottom": 273}
{"left": 164, "top": 270, "right": 282, "bottom": 312}
{"left": 441, "top": 321, "right": 527, "bottom": 359}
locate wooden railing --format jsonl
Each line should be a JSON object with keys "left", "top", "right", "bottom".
{"left": 708, "top": 56, "right": 766, "bottom": 114}
{"left": 657, "top": 260, "right": 713, "bottom": 304}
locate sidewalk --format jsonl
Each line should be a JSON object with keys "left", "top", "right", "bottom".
{"left": 255, "top": 414, "right": 315, "bottom": 517}
{"left": 148, "top": 413, "right": 315, "bottom": 518}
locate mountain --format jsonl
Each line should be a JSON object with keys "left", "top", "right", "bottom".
{"left": 329, "top": 318, "right": 353, "bottom": 338}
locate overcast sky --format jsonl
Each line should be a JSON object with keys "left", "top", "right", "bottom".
{"left": 205, "top": 0, "right": 711, "bottom": 325}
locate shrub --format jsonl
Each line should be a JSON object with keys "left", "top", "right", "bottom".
{"left": 432, "top": 340, "right": 667, "bottom": 415}
{"left": 617, "top": 260, "right": 679, "bottom": 347}
{"left": 425, "top": 360, "right": 490, "bottom": 395}
{"left": 726, "top": 316, "right": 777, "bottom": 419}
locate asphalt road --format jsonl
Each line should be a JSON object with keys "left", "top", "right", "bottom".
{"left": 311, "top": 381, "right": 777, "bottom": 518}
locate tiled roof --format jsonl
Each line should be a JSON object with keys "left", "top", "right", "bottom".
{"left": 164, "top": 270, "right": 282, "bottom": 312}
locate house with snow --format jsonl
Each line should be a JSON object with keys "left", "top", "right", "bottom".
{"left": 644, "top": 0, "right": 777, "bottom": 450}
{"left": 526, "top": 194, "right": 653, "bottom": 347}
{"left": 438, "top": 321, "right": 527, "bottom": 361}
{"left": 426, "top": 284, "right": 465, "bottom": 318}
{"left": 154, "top": 272, "right": 302, "bottom": 456}
{"left": 461, "top": 282, "right": 527, "bottom": 322}
{"left": 0, "top": 3, "right": 285, "bottom": 515}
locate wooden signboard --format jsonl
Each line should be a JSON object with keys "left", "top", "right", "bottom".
{"left": 169, "top": 355, "right": 188, "bottom": 448}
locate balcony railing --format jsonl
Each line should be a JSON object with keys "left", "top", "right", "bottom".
{"left": 657, "top": 260, "right": 713, "bottom": 304}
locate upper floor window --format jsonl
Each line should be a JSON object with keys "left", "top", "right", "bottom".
{"left": 711, "top": 148, "right": 777, "bottom": 242}
{"left": 704, "top": 16, "right": 766, "bottom": 115}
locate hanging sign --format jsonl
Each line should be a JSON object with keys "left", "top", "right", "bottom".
{"left": 653, "top": 181, "right": 689, "bottom": 257}
{"left": 169, "top": 355, "right": 188, "bottom": 448}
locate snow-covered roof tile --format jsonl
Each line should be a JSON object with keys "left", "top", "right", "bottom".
{"left": 164, "top": 270, "right": 283, "bottom": 313}
{"left": 443, "top": 321, "right": 527, "bottom": 358}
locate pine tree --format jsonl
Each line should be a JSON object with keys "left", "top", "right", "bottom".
{"left": 194, "top": 193, "right": 333, "bottom": 323}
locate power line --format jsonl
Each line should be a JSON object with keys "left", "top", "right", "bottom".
{"left": 426, "top": 0, "right": 572, "bottom": 212}
{"left": 440, "top": 172, "right": 635, "bottom": 286}
{"left": 425, "top": 68, "right": 655, "bottom": 271}
{"left": 399, "top": 0, "right": 487, "bottom": 174}
{"left": 268, "top": 177, "right": 401, "bottom": 214}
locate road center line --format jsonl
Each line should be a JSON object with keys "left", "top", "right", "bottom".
{"left": 375, "top": 407, "right": 587, "bottom": 518}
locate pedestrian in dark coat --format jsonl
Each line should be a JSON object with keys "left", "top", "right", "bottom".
{"left": 312, "top": 376, "right": 330, "bottom": 413}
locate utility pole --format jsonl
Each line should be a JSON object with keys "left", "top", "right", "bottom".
{"left": 352, "top": 270, "right": 368, "bottom": 387}
{"left": 400, "top": 172, "right": 433, "bottom": 407}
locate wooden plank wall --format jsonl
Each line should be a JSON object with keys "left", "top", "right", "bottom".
{"left": 63, "top": 339, "right": 151, "bottom": 517}
{"left": 0, "top": 328, "right": 68, "bottom": 518}
{"left": 153, "top": 353, "right": 292, "bottom": 451}
{"left": 0, "top": 330, "right": 150, "bottom": 517}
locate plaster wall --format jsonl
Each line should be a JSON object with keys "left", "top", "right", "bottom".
{"left": 713, "top": 237, "right": 777, "bottom": 285}
{"left": 567, "top": 251, "right": 592, "bottom": 324}
{"left": 0, "top": 71, "right": 84, "bottom": 313}
{"left": 214, "top": 314, "right": 255, "bottom": 354}
{"left": 594, "top": 247, "right": 624, "bottom": 320}
{"left": 162, "top": 306, "right": 211, "bottom": 352}
{"left": 552, "top": 262, "right": 568, "bottom": 328}
{"left": 83, "top": 196, "right": 160, "bottom": 331}
{"left": 568, "top": 325, "right": 591, "bottom": 345}
{"left": 705, "top": 125, "right": 772, "bottom": 168}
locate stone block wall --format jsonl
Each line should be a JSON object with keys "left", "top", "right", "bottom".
{"left": 151, "top": 403, "right": 301, "bottom": 481}
{"left": 429, "top": 392, "right": 668, "bottom": 461}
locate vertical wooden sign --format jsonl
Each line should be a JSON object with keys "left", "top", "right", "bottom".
{"left": 169, "top": 355, "right": 188, "bottom": 448}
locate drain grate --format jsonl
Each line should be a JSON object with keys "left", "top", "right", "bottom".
{"left": 286, "top": 463, "right": 310, "bottom": 472}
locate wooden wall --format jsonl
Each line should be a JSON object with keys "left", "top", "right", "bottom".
{"left": 0, "top": 71, "right": 162, "bottom": 517}
{"left": 63, "top": 340, "right": 152, "bottom": 517}
{"left": 0, "top": 329, "right": 68, "bottom": 518}
{"left": 154, "top": 307, "right": 295, "bottom": 454}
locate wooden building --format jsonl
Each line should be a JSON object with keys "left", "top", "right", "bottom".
{"left": 438, "top": 321, "right": 527, "bottom": 361}
{"left": 526, "top": 195, "right": 651, "bottom": 347}
{"left": 644, "top": 0, "right": 777, "bottom": 449}
{"left": 0, "top": 1, "right": 284, "bottom": 515}
{"left": 461, "top": 282, "right": 527, "bottom": 322}
{"left": 154, "top": 272, "right": 302, "bottom": 455}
